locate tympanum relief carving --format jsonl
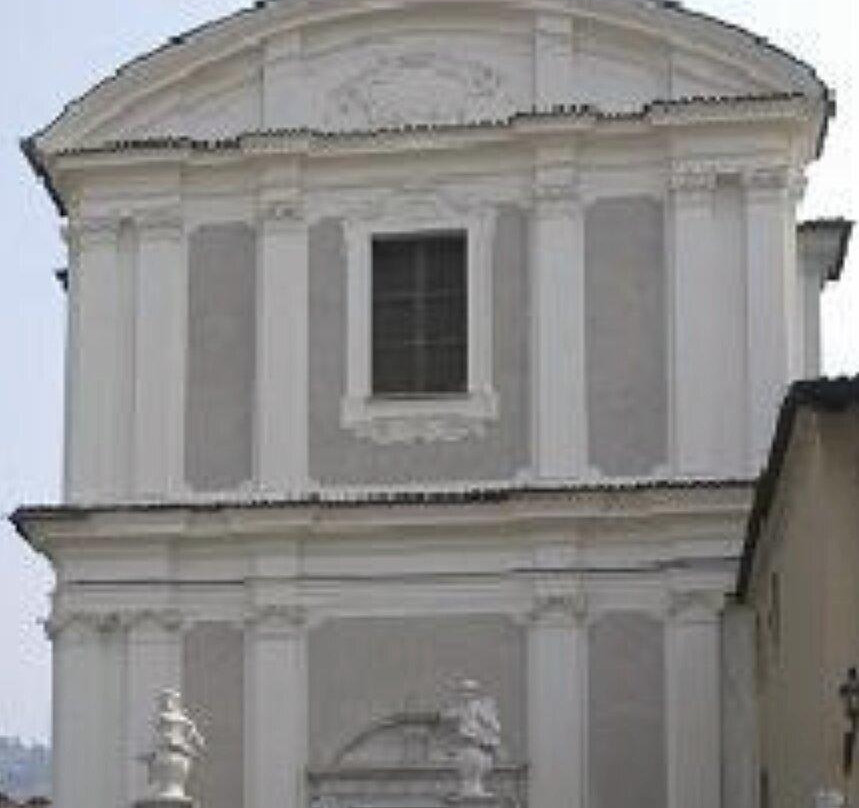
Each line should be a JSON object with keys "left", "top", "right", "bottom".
{"left": 322, "top": 49, "right": 518, "bottom": 131}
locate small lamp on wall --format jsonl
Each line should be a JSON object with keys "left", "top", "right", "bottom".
{"left": 838, "top": 666, "right": 859, "bottom": 775}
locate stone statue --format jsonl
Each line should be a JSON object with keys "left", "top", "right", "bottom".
{"left": 142, "top": 689, "right": 205, "bottom": 804}
{"left": 444, "top": 679, "right": 501, "bottom": 799}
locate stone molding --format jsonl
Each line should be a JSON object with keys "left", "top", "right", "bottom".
{"left": 340, "top": 193, "right": 499, "bottom": 445}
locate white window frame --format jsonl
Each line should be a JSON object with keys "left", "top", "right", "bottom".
{"left": 341, "top": 210, "right": 498, "bottom": 444}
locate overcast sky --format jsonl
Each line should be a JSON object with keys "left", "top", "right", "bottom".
{"left": 0, "top": 0, "right": 856, "bottom": 744}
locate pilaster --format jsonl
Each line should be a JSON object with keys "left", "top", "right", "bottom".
{"left": 743, "top": 166, "right": 793, "bottom": 472}
{"left": 533, "top": 13, "right": 573, "bottom": 110}
{"left": 48, "top": 612, "right": 125, "bottom": 808}
{"left": 133, "top": 207, "right": 186, "bottom": 499}
{"left": 243, "top": 604, "right": 309, "bottom": 808}
{"left": 670, "top": 167, "right": 728, "bottom": 476}
{"left": 531, "top": 158, "right": 586, "bottom": 479}
{"left": 526, "top": 591, "right": 587, "bottom": 808}
{"left": 665, "top": 590, "right": 723, "bottom": 808}
{"left": 256, "top": 198, "right": 309, "bottom": 493}
{"left": 65, "top": 216, "right": 129, "bottom": 502}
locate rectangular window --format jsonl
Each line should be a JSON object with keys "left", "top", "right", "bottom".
{"left": 371, "top": 230, "right": 467, "bottom": 396}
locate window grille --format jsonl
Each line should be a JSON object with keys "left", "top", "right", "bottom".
{"left": 371, "top": 231, "right": 467, "bottom": 396}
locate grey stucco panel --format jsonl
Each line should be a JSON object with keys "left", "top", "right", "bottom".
{"left": 182, "top": 622, "right": 244, "bottom": 808}
{"left": 308, "top": 615, "right": 526, "bottom": 767}
{"left": 308, "top": 206, "right": 529, "bottom": 485}
{"left": 185, "top": 222, "right": 256, "bottom": 491}
{"left": 585, "top": 196, "right": 668, "bottom": 477}
{"left": 589, "top": 612, "right": 666, "bottom": 808}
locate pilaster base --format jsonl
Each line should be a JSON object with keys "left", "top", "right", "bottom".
{"left": 134, "top": 797, "right": 195, "bottom": 808}
{"left": 445, "top": 794, "right": 502, "bottom": 808}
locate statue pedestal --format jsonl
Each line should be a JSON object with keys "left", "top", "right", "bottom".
{"left": 134, "top": 797, "right": 195, "bottom": 808}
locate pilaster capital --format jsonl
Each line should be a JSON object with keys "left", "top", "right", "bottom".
{"left": 258, "top": 197, "right": 305, "bottom": 232}
{"left": 528, "top": 591, "right": 588, "bottom": 628}
{"left": 667, "top": 589, "right": 724, "bottom": 624}
{"left": 124, "top": 608, "right": 186, "bottom": 634}
{"left": 66, "top": 215, "right": 122, "bottom": 250}
{"left": 135, "top": 206, "right": 184, "bottom": 240}
{"left": 43, "top": 610, "right": 116, "bottom": 641}
{"left": 43, "top": 608, "right": 184, "bottom": 641}
{"left": 244, "top": 603, "right": 307, "bottom": 637}
{"left": 741, "top": 165, "right": 792, "bottom": 195}
{"left": 669, "top": 165, "right": 718, "bottom": 195}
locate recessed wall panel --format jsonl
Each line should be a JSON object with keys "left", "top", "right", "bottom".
{"left": 589, "top": 612, "right": 666, "bottom": 808}
{"left": 182, "top": 622, "right": 244, "bottom": 808}
{"left": 185, "top": 223, "right": 256, "bottom": 491}
{"left": 585, "top": 196, "right": 667, "bottom": 477}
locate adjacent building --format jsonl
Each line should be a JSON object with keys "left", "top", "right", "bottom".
{"left": 737, "top": 376, "right": 859, "bottom": 808}
{"left": 10, "top": 1, "right": 850, "bottom": 808}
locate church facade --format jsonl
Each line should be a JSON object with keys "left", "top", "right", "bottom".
{"left": 12, "top": 1, "right": 841, "bottom": 808}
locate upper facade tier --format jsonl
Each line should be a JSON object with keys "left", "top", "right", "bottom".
{"left": 24, "top": 0, "right": 840, "bottom": 504}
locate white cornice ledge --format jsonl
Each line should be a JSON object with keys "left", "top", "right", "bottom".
{"left": 48, "top": 95, "right": 815, "bottom": 170}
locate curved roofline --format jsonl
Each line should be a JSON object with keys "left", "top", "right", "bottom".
{"left": 23, "top": 0, "right": 833, "bottom": 214}
{"left": 29, "top": 0, "right": 829, "bottom": 142}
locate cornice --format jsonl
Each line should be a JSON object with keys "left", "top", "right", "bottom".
{"left": 12, "top": 481, "right": 753, "bottom": 561}
{"left": 47, "top": 94, "right": 812, "bottom": 172}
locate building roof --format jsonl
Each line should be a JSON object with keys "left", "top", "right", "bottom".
{"left": 736, "top": 375, "right": 859, "bottom": 598}
{"left": 12, "top": 477, "right": 750, "bottom": 522}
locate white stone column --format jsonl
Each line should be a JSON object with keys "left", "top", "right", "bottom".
{"left": 257, "top": 201, "right": 309, "bottom": 493}
{"left": 531, "top": 162, "right": 586, "bottom": 479}
{"left": 743, "top": 167, "right": 793, "bottom": 471}
{"left": 66, "top": 217, "right": 131, "bottom": 501}
{"left": 244, "top": 606, "right": 308, "bottom": 808}
{"left": 665, "top": 592, "right": 722, "bottom": 808}
{"left": 527, "top": 593, "right": 587, "bottom": 808}
{"left": 125, "top": 612, "right": 184, "bottom": 804}
{"left": 133, "top": 209, "right": 187, "bottom": 499}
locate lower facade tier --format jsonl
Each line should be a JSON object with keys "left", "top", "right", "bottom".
{"left": 14, "top": 481, "right": 756, "bottom": 808}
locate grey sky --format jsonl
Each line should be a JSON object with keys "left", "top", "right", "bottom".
{"left": 1, "top": 0, "right": 856, "bottom": 744}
